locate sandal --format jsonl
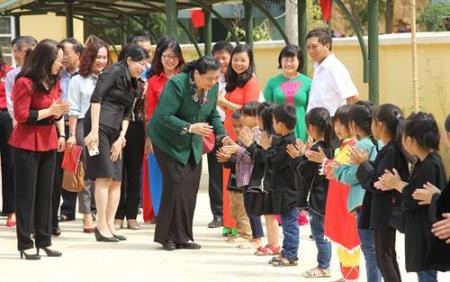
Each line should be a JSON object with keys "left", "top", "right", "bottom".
{"left": 254, "top": 244, "right": 281, "bottom": 256}
{"left": 268, "top": 254, "right": 283, "bottom": 264}
{"left": 272, "top": 256, "right": 298, "bottom": 267}
{"left": 303, "top": 266, "right": 331, "bottom": 278}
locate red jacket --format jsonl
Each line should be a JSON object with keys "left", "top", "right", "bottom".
{"left": 8, "top": 77, "right": 61, "bottom": 152}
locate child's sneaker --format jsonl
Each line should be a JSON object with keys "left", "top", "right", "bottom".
{"left": 230, "top": 228, "right": 238, "bottom": 237}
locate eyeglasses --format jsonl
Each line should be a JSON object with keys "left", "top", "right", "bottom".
{"left": 162, "top": 54, "right": 179, "bottom": 61}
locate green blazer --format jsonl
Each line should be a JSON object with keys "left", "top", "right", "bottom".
{"left": 147, "top": 72, "right": 226, "bottom": 165}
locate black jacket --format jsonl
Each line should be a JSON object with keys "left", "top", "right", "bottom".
{"left": 265, "top": 132, "right": 298, "bottom": 213}
{"left": 356, "top": 141, "right": 410, "bottom": 231}
{"left": 427, "top": 178, "right": 450, "bottom": 271}
{"left": 87, "top": 62, "right": 138, "bottom": 129}
{"left": 295, "top": 140, "right": 334, "bottom": 215}
{"left": 401, "top": 152, "right": 447, "bottom": 272}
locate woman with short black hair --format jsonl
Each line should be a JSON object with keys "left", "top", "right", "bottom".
{"left": 147, "top": 55, "right": 229, "bottom": 250}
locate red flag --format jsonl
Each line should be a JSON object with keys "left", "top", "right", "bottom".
{"left": 191, "top": 9, "right": 205, "bottom": 28}
{"left": 320, "top": 0, "right": 332, "bottom": 22}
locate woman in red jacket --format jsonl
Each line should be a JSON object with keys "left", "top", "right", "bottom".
{"left": 142, "top": 36, "right": 184, "bottom": 223}
{"left": 9, "top": 39, "right": 69, "bottom": 260}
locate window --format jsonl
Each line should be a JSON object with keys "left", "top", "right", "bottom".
{"left": 0, "top": 17, "right": 15, "bottom": 65}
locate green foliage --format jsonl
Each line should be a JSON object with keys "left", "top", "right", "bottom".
{"left": 85, "top": 14, "right": 167, "bottom": 45}
{"left": 418, "top": 3, "right": 450, "bottom": 32}
{"left": 226, "top": 19, "right": 272, "bottom": 42}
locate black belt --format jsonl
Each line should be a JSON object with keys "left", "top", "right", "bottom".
{"left": 36, "top": 117, "right": 55, "bottom": 125}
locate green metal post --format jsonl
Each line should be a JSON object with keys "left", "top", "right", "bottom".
{"left": 65, "top": 0, "right": 74, "bottom": 38}
{"left": 368, "top": 0, "right": 379, "bottom": 104}
{"left": 244, "top": 0, "right": 253, "bottom": 48}
{"left": 165, "top": 0, "right": 177, "bottom": 37}
{"left": 14, "top": 15, "right": 20, "bottom": 36}
{"left": 298, "top": 0, "right": 307, "bottom": 74}
{"left": 204, "top": 8, "right": 212, "bottom": 56}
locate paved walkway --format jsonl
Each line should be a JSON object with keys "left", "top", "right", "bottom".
{"left": 1, "top": 176, "right": 449, "bottom": 281}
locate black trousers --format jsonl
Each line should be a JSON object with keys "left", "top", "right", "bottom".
{"left": 116, "top": 121, "right": 145, "bottom": 220}
{"left": 374, "top": 227, "right": 402, "bottom": 282}
{"left": 207, "top": 146, "right": 223, "bottom": 217}
{"left": 13, "top": 148, "right": 56, "bottom": 251}
{"left": 51, "top": 125, "right": 77, "bottom": 228}
{"left": 0, "top": 110, "right": 14, "bottom": 214}
{"left": 153, "top": 145, "right": 202, "bottom": 244}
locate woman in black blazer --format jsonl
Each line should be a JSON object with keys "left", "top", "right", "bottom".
{"left": 84, "top": 45, "right": 149, "bottom": 242}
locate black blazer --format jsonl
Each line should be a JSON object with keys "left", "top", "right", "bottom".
{"left": 87, "top": 63, "right": 138, "bottom": 130}
{"left": 266, "top": 132, "right": 298, "bottom": 213}
{"left": 427, "top": 179, "right": 450, "bottom": 271}
{"left": 295, "top": 140, "right": 334, "bottom": 215}
{"left": 356, "top": 141, "right": 410, "bottom": 231}
{"left": 402, "top": 152, "right": 447, "bottom": 272}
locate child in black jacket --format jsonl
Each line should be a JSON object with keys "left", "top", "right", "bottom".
{"left": 287, "top": 107, "right": 334, "bottom": 277}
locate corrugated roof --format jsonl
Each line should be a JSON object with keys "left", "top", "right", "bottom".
{"left": 0, "top": 0, "right": 235, "bottom": 16}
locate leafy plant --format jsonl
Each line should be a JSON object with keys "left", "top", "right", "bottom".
{"left": 418, "top": 3, "right": 450, "bottom": 32}
{"left": 226, "top": 19, "right": 272, "bottom": 42}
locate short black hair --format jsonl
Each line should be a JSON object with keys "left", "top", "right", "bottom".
{"left": 129, "top": 31, "right": 151, "bottom": 44}
{"left": 277, "top": 44, "right": 303, "bottom": 72}
{"left": 151, "top": 36, "right": 185, "bottom": 75}
{"left": 273, "top": 104, "right": 297, "bottom": 131}
{"left": 445, "top": 114, "right": 450, "bottom": 133}
{"left": 181, "top": 55, "right": 220, "bottom": 74}
{"left": 241, "top": 101, "right": 260, "bottom": 117}
{"left": 232, "top": 110, "right": 241, "bottom": 120}
{"left": 306, "top": 28, "right": 332, "bottom": 51}
{"left": 333, "top": 104, "right": 352, "bottom": 131}
{"left": 212, "top": 41, "right": 233, "bottom": 55}
{"left": 60, "top": 38, "right": 83, "bottom": 54}
{"left": 119, "top": 45, "right": 149, "bottom": 63}
{"left": 404, "top": 112, "right": 440, "bottom": 150}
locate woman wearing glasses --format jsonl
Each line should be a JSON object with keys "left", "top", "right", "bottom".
{"left": 141, "top": 36, "right": 185, "bottom": 224}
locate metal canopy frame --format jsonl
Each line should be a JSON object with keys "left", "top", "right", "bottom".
{"left": 0, "top": 0, "right": 380, "bottom": 103}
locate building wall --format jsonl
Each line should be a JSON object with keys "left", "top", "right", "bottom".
{"left": 21, "top": 13, "right": 84, "bottom": 42}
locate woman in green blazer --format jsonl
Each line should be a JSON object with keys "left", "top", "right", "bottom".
{"left": 147, "top": 56, "right": 229, "bottom": 250}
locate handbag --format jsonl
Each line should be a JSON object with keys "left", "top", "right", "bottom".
{"left": 202, "top": 132, "right": 216, "bottom": 154}
{"left": 62, "top": 161, "right": 86, "bottom": 192}
{"left": 61, "top": 145, "right": 82, "bottom": 172}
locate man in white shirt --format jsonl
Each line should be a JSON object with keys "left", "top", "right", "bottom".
{"left": 306, "top": 28, "right": 359, "bottom": 115}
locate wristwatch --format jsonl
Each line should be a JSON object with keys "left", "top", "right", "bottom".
{"left": 180, "top": 123, "right": 191, "bottom": 135}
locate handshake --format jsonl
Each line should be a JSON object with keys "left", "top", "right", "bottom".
{"left": 49, "top": 99, "right": 70, "bottom": 117}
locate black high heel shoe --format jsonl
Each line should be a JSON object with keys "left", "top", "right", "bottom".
{"left": 37, "top": 247, "right": 62, "bottom": 257}
{"left": 20, "top": 250, "right": 41, "bottom": 260}
{"left": 94, "top": 228, "right": 119, "bottom": 242}
{"left": 113, "top": 234, "right": 127, "bottom": 241}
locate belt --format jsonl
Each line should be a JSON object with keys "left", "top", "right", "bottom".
{"left": 36, "top": 117, "right": 55, "bottom": 125}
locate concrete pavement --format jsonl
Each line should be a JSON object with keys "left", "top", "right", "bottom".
{"left": 1, "top": 174, "right": 449, "bottom": 281}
